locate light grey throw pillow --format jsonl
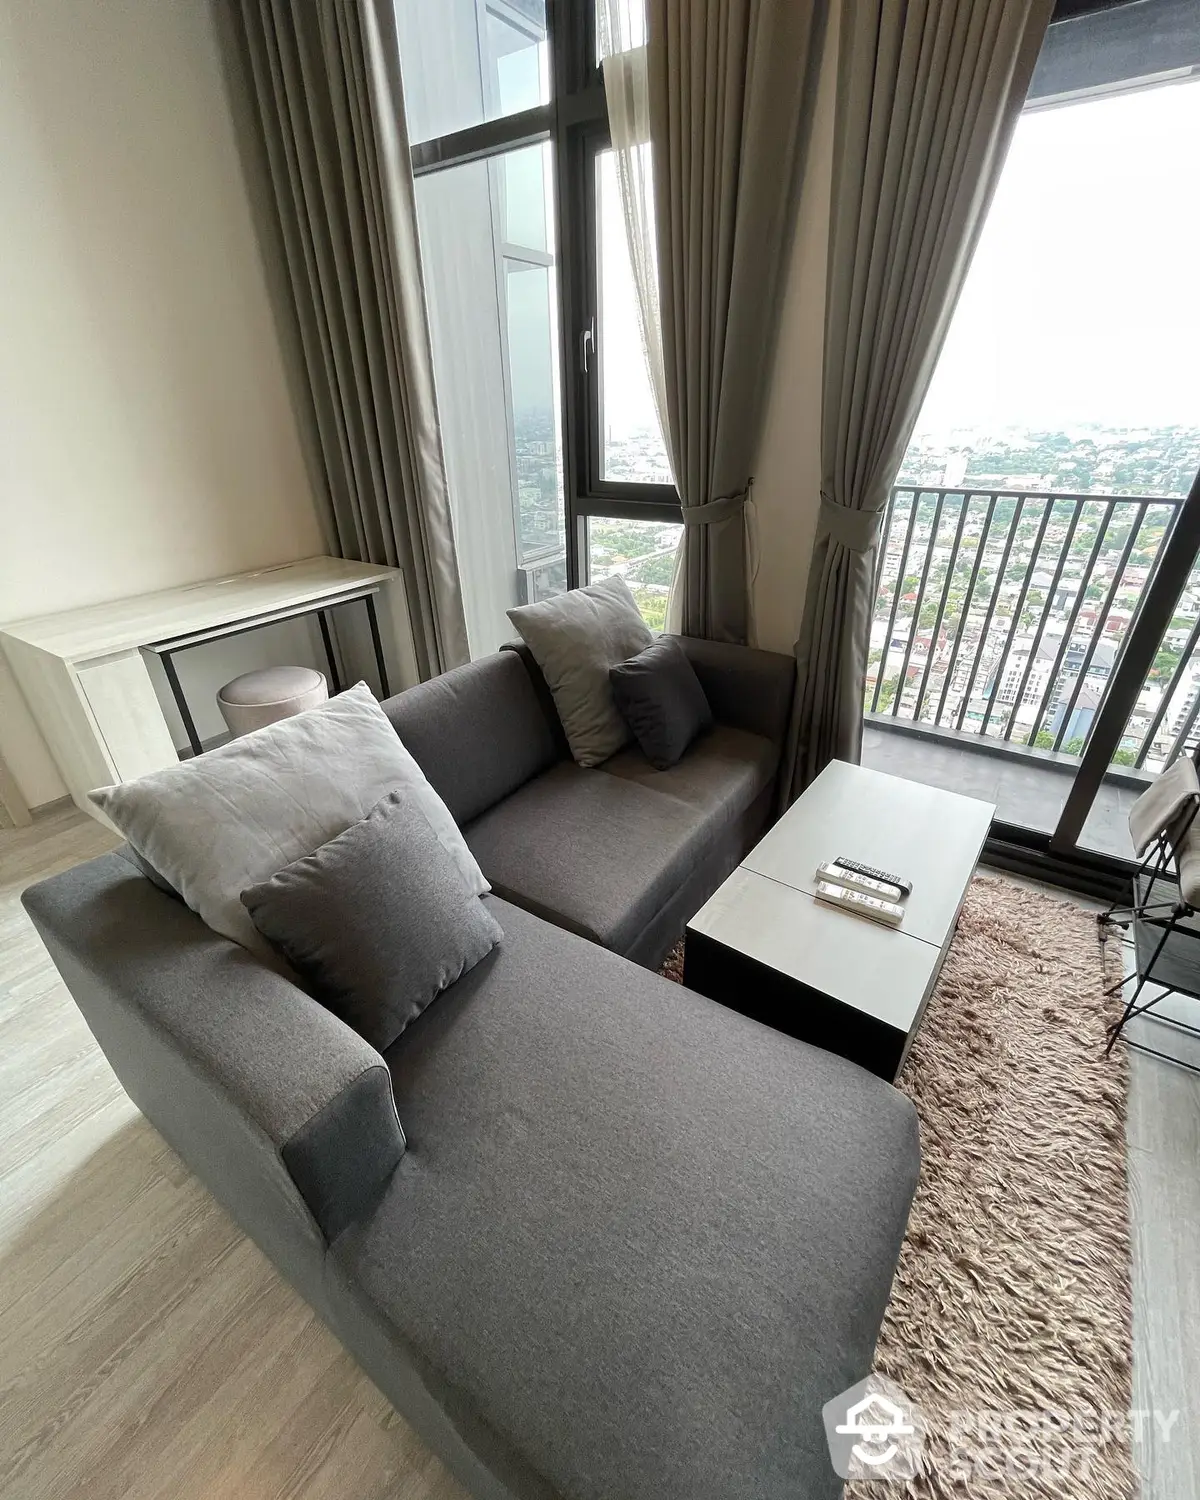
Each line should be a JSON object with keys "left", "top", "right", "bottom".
{"left": 241, "top": 789, "right": 503, "bottom": 1051}
{"left": 90, "top": 682, "right": 488, "bottom": 962}
{"left": 506, "top": 574, "right": 653, "bottom": 767}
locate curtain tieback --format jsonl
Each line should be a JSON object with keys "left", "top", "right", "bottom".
{"left": 817, "top": 495, "right": 883, "bottom": 553}
{"left": 681, "top": 481, "right": 752, "bottom": 527}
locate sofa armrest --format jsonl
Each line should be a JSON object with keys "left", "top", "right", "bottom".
{"left": 23, "top": 853, "right": 405, "bottom": 1244}
{"left": 673, "top": 636, "right": 796, "bottom": 748}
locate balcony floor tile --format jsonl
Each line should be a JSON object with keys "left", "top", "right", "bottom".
{"left": 862, "top": 725, "right": 1133, "bottom": 861}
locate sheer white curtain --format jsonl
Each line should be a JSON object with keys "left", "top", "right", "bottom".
{"left": 597, "top": 1, "right": 684, "bottom": 629}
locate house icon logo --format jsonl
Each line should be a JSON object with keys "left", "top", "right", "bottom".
{"left": 822, "top": 1375, "right": 925, "bottom": 1480}
{"left": 836, "top": 1393, "right": 913, "bottom": 1467}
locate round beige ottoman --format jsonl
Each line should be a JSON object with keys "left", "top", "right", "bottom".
{"left": 217, "top": 665, "right": 328, "bottom": 738}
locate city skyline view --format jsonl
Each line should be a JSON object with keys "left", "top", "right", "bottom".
{"left": 595, "top": 80, "right": 1200, "bottom": 454}
{"left": 869, "top": 487, "right": 1197, "bottom": 769}
{"left": 443, "top": 32, "right": 1200, "bottom": 661}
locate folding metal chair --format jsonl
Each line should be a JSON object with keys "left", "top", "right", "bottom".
{"left": 1100, "top": 760, "right": 1200, "bottom": 1070}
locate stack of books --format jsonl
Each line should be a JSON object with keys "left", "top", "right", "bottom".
{"left": 813, "top": 858, "right": 911, "bottom": 928}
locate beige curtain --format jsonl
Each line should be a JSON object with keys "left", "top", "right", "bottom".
{"left": 649, "top": 0, "right": 827, "bottom": 644}
{"left": 788, "top": 0, "right": 1052, "bottom": 796}
{"left": 216, "top": 0, "right": 469, "bottom": 679}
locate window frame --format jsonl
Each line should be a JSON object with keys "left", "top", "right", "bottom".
{"left": 409, "top": 0, "right": 681, "bottom": 596}
{"left": 574, "top": 127, "right": 679, "bottom": 518}
{"left": 489, "top": 145, "right": 565, "bottom": 569}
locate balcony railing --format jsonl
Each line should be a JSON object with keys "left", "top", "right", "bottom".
{"left": 867, "top": 485, "right": 1200, "bottom": 775}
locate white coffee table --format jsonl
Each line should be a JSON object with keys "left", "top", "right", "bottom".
{"left": 684, "top": 760, "right": 995, "bottom": 1081}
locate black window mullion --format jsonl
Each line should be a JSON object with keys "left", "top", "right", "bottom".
{"left": 553, "top": 100, "right": 589, "bottom": 587}
{"left": 575, "top": 494, "right": 683, "bottom": 524}
{"left": 410, "top": 105, "right": 553, "bottom": 176}
{"left": 580, "top": 129, "right": 604, "bottom": 499}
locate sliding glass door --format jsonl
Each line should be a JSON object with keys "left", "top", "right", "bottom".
{"left": 862, "top": 0, "right": 1200, "bottom": 879}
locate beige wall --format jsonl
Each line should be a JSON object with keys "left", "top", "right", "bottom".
{"left": 750, "top": 5, "right": 840, "bottom": 657}
{"left": 0, "top": 0, "right": 323, "bottom": 807}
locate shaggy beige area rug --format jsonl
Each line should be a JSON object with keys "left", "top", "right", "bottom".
{"left": 664, "top": 875, "right": 1135, "bottom": 1498}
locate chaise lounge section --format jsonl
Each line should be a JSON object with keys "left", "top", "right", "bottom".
{"left": 22, "top": 635, "right": 920, "bottom": 1500}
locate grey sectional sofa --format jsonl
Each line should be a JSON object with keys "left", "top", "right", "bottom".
{"left": 385, "top": 636, "right": 795, "bottom": 967}
{"left": 23, "top": 635, "right": 920, "bottom": 1500}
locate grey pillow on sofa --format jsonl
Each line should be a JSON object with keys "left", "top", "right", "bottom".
{"left": 241, "top": 789, "right": 503, "bottom": 1051}
{"left": 506, "top": 574, "right": 653, "bottom": 767}
{"left": 610, "top": 635, "right": 714, "bottom": 769}
{"left": 89, "top": 682, "right": 487, "bottom": 964}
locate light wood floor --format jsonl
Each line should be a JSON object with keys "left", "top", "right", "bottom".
{"left": 3, "top": 808, "right": 1198, "bottom": 1497}
{"left": 0, "top": 806, "right": 465, "bottom": 1500}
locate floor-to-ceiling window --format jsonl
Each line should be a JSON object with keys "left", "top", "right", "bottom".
{"left": 862, "top": 0, "right": 1200, "bottom": 870}
{"left": 395, "top": 0, "right": 680, "bottom": 654}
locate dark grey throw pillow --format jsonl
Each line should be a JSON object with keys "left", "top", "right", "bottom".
{"left": 241, "top": 789, "right": 502, "bottom": 1051}
{"left": 609, "top": 635, "right": 714, "bottom": 770}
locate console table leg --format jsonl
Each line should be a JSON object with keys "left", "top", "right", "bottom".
{"left": 317, "top": 610, "right": 343, "bottom": 694}
{"left": 364, "top": 594, "right": 391, "bottom": 699}
{"left": 160, "top": 650, "right": 204, "bottom": 758}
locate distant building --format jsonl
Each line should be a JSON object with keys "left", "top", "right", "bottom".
{"left": 1047, "top": 682, "right": 1103, "bottom": 745}
{"left": 940, "top": 452, "right": 968, "bottom": 488}
{"left": 961, "top": 697, "right": 1011, "bottom": 735}
{"left": 984, "top": 630, "right": 1115, "bottom": 712}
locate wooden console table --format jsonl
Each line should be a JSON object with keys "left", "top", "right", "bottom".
{"left": 0, "top": 557, "right": 401, "bottom": 823}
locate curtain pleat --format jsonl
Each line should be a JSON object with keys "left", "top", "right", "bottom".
{"left": 647, "top": 0, "right": 828, "bottom": 644}
{"left": 787, "top": 0, "right": 1052, "bottom": 799}
{"left": 216, "top": 0, "right": 469, "bottom": 679}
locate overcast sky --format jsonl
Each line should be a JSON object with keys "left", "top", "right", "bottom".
{"left": 598, "top": 76, "right": 1200, "bottom": 444}
{"left": 915, "top": 77, "right": 1200, "bottom": 437}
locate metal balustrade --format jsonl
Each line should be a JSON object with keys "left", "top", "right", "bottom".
{"left": 867, "top": 487, "right": 1200, "bottom": 775}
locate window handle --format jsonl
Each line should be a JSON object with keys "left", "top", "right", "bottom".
{"left": 579, "top": 319, "right": 595, "bottom": 375}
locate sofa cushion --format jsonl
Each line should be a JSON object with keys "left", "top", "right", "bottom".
{"left": 331, "top": 899, "right": 919, "bottom": 1500}
{"left": 610, "top": 634, "right": 714, "bottom": 769}
{"left": 602, "top": 722, "right": 778, "bottom": 829}
{"left": 241, "top": 790, "right": 504, "bottom": 1052}
{"left": 675, "top": 635, "right": 796, "bottom": 746}
{"left": 382, "top": 651, "right": 562, "bottom": 826}
{"left": 506, "top": 574, "right": 653, "bottom": 768}
{"left": 462, "top": 762, "right": 712, "bottom": 954}
{"left": 89, "top": 683, "right": 487, "bottom": 963}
